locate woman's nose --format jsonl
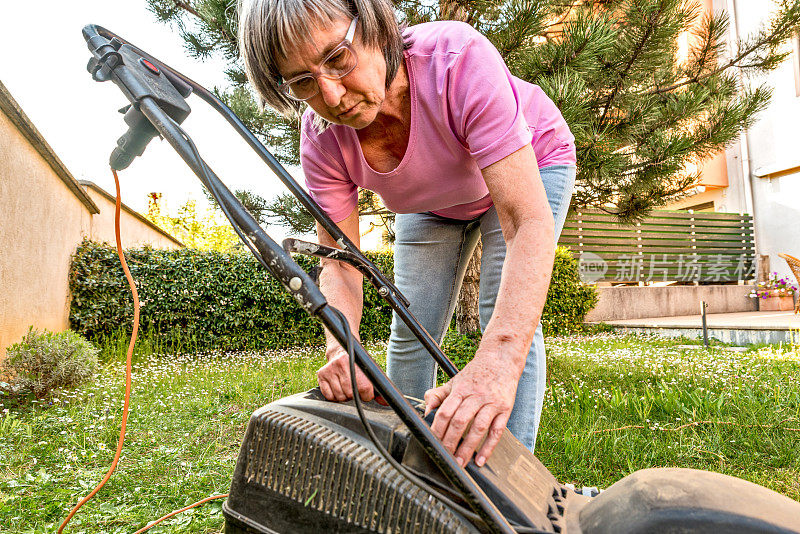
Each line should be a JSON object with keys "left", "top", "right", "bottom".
{"left": 317, "top": 76, "right": 346, "bottom": 108}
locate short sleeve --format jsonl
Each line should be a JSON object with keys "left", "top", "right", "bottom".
{"left": 300, "top": 117, "right": 358, "bottom": 223}
{"left": 448, "top": 30, "right": 533, "bottom": 169}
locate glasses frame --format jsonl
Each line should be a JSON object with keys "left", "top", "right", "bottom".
{"left": 279, "top": 16, "right": 359, "bottom": 102}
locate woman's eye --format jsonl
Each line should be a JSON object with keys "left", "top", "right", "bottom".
{"left": 292, "top": 77, "right": 315, "bottom": 90}
{"left": 326, "top": 50, "right": 348, "bottom": 69}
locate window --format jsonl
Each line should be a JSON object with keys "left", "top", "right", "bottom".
{"left": 680, "top": 201, "right": 715, "bottom": 212}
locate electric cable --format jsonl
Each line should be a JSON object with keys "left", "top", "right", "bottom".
{"left": 132, "top": 494, "right": 228, "bottom": 534}
{"left": 58, "top": 169, "right": 138, "bottom": 534}
{"left": 58, "top": 168, "right": 227, "bottom": 533}
{"left": 337, "top": 309, "right": 550, "bottom": 534}
{"left": 168, "top": 115, "right": 265, "bottom": 265}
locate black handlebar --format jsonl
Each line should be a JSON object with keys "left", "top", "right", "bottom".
{"left": 81, "top": 24, "right": 511, "bottom": 533}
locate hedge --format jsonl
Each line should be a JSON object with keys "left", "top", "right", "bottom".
{"left": 542, "top": 247, "right": 600, "bottom": 335}
{"left": 69, "top": 240, "right": 596, "bottom": 350}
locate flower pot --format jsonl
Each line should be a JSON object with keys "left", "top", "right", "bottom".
{"left": 758, "top": 290, "right": 795, "bottom": 311}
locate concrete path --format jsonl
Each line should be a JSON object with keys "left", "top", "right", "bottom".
{"left": 599, "top": 311, "right": 799, "bottom": 345}
{"left": 604, "top": 311, "right": 799, "bottom": 330}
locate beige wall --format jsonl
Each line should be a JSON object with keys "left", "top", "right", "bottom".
{"left": 0, "top": 108, "right": 93, "bottom": 361}
{"left": 1, "top": 116, "right": 181, "bottom": 363}
{"left": 83, "top": 185, "right": 182, "bottom": 250}
{"left": 586, "top": 285, "right": 757, "bottom": 322}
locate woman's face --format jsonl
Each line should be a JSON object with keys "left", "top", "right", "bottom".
{"left": 275, "top": 16, "right": 388, "bottom": 129}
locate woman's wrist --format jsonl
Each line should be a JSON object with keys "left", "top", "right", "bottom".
{"left": 473, "top": 333, "right": 528, "bottom": 379}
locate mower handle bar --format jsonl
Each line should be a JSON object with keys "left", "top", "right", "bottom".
{"left": 81, "top": 24, "right": 510, "bottom": 533}
{"left": 81, "top": 24, "right": 458, "bottom": 380}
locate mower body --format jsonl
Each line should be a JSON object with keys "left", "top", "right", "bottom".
{"left": 223, "top": 390, "right": 800, "bottom": 534}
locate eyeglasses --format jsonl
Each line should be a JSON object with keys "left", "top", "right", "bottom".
{"left": 278, "top": 16, "right": 359, "bottom": 102}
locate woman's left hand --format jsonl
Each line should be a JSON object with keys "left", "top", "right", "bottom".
{"left": 424, "top": 352, "right": 521, "bottom": 468}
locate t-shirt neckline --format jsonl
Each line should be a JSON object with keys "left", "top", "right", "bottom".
{"left": 350, "top": 50, "right": 417, "bottom": 177}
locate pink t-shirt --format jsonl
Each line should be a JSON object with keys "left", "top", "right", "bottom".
{"left": 301, "top": 21, "right": 576, "bottom": 222}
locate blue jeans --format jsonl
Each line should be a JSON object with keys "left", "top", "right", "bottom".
{"left": 386, "top": 164, "right": 576, "bottom": 452}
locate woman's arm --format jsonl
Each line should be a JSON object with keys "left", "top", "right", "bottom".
{"left": 424, "top": 144, "right": 555, "bottom": 466}
{"left": 314, "top": 207, "right": 376, "bottom": 402}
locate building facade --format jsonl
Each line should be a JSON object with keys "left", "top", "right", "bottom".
{"left": 666, "top": 0, "right": 800, "bottom": 284}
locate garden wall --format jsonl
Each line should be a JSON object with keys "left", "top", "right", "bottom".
{"left": 585, "top": 284, "right": 758, "bottom": 322}
{"left": 0, "top": 81, "right": 181, "bottom": 363}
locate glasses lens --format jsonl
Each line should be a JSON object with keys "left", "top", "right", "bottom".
{"left": 286, "top": 76, "right": 318, "bottom": 100}
{"left": 320, "top": 45, "right": 357, "bottom": 78}
{"left": 280, "top": 44, "right": 357, "bottom": 101}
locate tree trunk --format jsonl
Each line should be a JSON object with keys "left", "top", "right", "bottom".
{"left": 455, "top": 238, "right": 482, "bottom": 334}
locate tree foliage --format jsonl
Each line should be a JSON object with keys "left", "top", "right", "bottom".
{"left": 203, "top": 186, "right": 272, "bottom": 225}
{"left": 145, "top": 193, "right": 240, "bottom": 251}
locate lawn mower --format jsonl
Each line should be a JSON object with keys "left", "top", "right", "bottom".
{"left": 81, "top": 24, "right": 800, "bottom": 534}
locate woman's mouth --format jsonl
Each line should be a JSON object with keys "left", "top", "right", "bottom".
{"left": 338, "top": 102, "right": 359, "bottom": 118}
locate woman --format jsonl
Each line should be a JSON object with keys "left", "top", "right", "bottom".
{"left": 239, "top": 0, "right": 576, "bottom": 466}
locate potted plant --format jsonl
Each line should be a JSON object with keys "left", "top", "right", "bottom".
{"left": 749, "top": 272, "right": 798, "bottom": 311}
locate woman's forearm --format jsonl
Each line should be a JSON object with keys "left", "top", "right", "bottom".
{"left": 478, "top": 217, "right": 555, "bottom": 375}
{"left": 318, "top": 260, "right": 364, "bottom": 357}
{"left": 475, "top": 144, "right": 556, "bottom": 375}
{"left": 313, "top": 211, "right": 364, "bottom": 358}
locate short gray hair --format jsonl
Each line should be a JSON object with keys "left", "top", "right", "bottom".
{"left": 238, "top": 0, "right": 405, "bottom": 123}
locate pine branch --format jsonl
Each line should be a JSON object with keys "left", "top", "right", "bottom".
{"left": 170, "top": 0, "right": 202, "bottom": 20}
{"left": 544, "top": 2, "right": 577, "bottom": 32}
{"left": 599, "top": 1, "right": 669, "bottom": 126}
{"left": 649, "top": 1, "right": 800, "bottom": 95}
{"left": 170, "top": 0, "right": 238, "bottom": 53}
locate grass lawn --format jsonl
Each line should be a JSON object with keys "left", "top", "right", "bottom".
{"left": 1, "top": 333, "right": 798, "bottom": 533}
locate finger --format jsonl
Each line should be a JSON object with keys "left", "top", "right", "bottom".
{"left": 424, "top": 383, "right": 451, "bottom": 416}
{"left": 429, "top": 391, "right": 464, "bottom": 449}
{"left": 475, "top": 412, "right": 510, "bottom": 467}
{"left": 356, "top": 369, "right": 375, "bottom": 402}
{"left": 375, "top": 395, "right": 388, "bottom": 406}
{"left": 454, "top": 405, "right": 497, "bottom": 467}
{"left": 329, "top": 356, "right": 355, "bottom": 401}
{"left": 326, "top": 372, "right": 348, "bottom": 402}
{"left": 318, "top": 375, "right": 335, "bottom": 401}
{"left": 439, "top": 397, "right": 483, "bottom": 461}
{"left": 338, "top": 366, "right": 355, "bottom": 400}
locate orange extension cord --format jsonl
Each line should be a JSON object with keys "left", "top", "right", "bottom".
{"left": 58, "top": 168, "right": 227, "bottom": 534}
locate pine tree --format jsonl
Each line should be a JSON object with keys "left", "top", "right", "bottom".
{"left": 147, "top": 0, "right": 800, "bottom": 330}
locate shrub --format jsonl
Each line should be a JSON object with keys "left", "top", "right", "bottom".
{"left": 2, "top": 328, "right": 98, "bottom": 398}
{"left": 542, "top": 247, "right": 599, "bottom": 336}
{"left": 69, "top": 241, "right": 596, "bottom": 353}
{"left": 69, "top": 239, "right": 394, "bottom": 351}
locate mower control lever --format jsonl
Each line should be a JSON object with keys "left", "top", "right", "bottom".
{"left": 282, "top": 238, "right": 396, "bottom": 296}
{"left": 283, "top": 238, "right": 411, "bottom": 306}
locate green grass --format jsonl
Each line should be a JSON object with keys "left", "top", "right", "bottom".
{"left": 539, "top": 333, "right": 800, "bottom": 498}
{"left": 1, "top": 334, "right": 798, "bottom": 533}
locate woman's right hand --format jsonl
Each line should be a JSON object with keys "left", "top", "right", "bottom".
{"left": 317, "top": 347, "right": 375, "bottom": 402}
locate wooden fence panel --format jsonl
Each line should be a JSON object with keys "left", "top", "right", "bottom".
{"left": 557, "top": 210, "right": 755, "bottom": 283}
